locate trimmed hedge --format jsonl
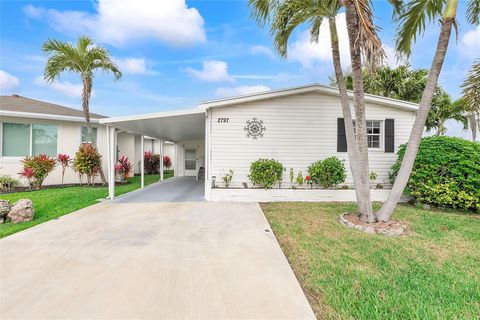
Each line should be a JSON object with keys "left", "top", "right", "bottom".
{"left": 249, "top": 158, "right": 284, "bottom": 189}
{"left": 390, "top": 136, "right": 480, "bottom": 211}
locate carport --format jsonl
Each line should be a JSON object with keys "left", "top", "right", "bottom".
{"left": 99, "top": 108, "right": 206, "bottom": 200}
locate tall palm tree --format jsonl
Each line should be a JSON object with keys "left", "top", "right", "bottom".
{"left": 249, "top": 0, "right": 386, "bottom": 222}
{"left": 43, "top": 36, "right": 122, "bottom": 185}
{"left": 461, "top": 59, "right": 480, "bottom": 141}
{"left": 376, "top": 0, "right": 480, "bottom": 221}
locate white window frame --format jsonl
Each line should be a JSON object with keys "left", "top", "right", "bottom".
{"left": 80, "top": 126, "right": 98, "bottom": 144}
{"left": 0, "top": 122, "right": 59, "bottom": 158}
{"left": 352, "top": 119, "right": 384, "bottom": 151}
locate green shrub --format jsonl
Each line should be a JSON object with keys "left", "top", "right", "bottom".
{"left": 222, "top": 169, "right": 234, "bottom": 188}
{"left": 0, "top": 175, "right": 19, "bottom": 191}
{"left": 249, "top": 158, "right": 284, "bottom": 189}
{"left": 390, "top": 136, "right": 480, "bottom": 211}
{"left": 296, "top": 171, "right": 304, "bottom": 185}
{"left": 21, "top": 154, "right": 56, "bottom": 189}
{"left": 308, "top": 157, "right": 346, "bottom": 188}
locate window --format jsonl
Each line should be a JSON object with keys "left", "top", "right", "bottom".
{"left": 2, "top": 123, "right": 57, "bottom": 157}
{"left": 366, "top": 121, "right": 381, "bottom": 148}
{"left": 81, "top": 127, "right": 97, "bottom": 143}
{"left": 2, "top": 123, "right": 30, "bottom": 156}
{"left": 353, "top": 120, "right": 382, "bottom": 149}
{"left": 32, "top": 124, "right": 58, "bottom": 157}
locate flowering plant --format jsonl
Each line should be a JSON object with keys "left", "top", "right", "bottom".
{"left": 163, "top": 155, "right": 172, "bottom": 170}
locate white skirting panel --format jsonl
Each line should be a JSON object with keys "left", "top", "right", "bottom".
{"left": 209, "top": 188, "right": 402, "bottom": 202}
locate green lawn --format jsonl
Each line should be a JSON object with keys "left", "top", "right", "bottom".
{"left": 261, "top": 202, "right": 480, "bottom": 320}
{"left": 0, "top": 171, "right": 173, "bottom": 238}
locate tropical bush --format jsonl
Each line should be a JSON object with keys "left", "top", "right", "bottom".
{"left": 144, "top": 151, "right": 160, "bottom": 174}
{"left": 390, "top": 136, "right": 480, "bottom": 211}
{"left": 296, "top": 171, "right": 304, "bottom": 186}
{"left": 74, "top": 144, "right": 101, "bottom": 185}
{"left": 115, "top": 156, "right": 133, "bottom": 182}
{"left": 308, "top": 157, "right": 346, "bottom": 188}
{"left": 249, "top": 158, "right": 284, "bottom": 189}
{"left": 57, "top": 153, "right": 71, "bottom": 184}
{"left": 21, "top": 154, "right": 56, "bottom": 189}
{"left": 0, "top": 174, "right": 19, "bottom": 191}
{"left": 163, "top": 155, "right": 172, "bottom": 170}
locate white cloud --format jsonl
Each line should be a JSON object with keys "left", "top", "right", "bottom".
{"left": 0, "top": 70, "right": 20, "bottom": 91}
{"left": 288, "top": 13, "right": 350, "bottom": 69}
{"left": 461, "top": 25, "right": 480, "bottom": 56}
{"left": 215, "top": 85, "right": 271, "bottom": 97}
{"left": 383, "top": 45, "right": 407, "bottom": 68}
{"left": 288, "top": 13, "right": 403, "bottom": 69}
{"left": 33, "top": 76, "right": 87, "bottom": 98}
{"left": 185, "top": 60, "right": 234, "bottom": 82}
{"left": 24, "top": 0, "right": 206, "bottom": 47}
{"left": 112, "top": 57, "right": 156, "bottom": 75}
{"left": 249, "top": 45, "right": 275, "bottom": 59}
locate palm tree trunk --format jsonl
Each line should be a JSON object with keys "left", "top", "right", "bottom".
{"left": 470, "top": 113, "right": 478, "bottom": 141}
{"left": 344, "top": 3, "right": 375, "bottom": 223}
{"left": 376, "top": 10, "right": 456, "bottom": 221}
{"left": 82, "top": 76, "right": 107, "bottom": 186}
{"left": 329, "top": 17, "right": 366, "bottom": 213}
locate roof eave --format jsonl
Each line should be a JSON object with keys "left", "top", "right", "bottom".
{"left": 199, "top": 84, "right": 419, "bottom": 112}
{"left": 0, "top": 110, "right": 101, "bottom": 123}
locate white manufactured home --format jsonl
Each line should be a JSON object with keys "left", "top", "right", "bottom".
{"left": 100, "top": 84, "right": 418, "bottom": 202}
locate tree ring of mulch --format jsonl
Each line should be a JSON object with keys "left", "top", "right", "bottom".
{"left": 338, "top": 213, "right": 409, "bottom": 236}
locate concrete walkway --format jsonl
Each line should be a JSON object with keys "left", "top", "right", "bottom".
{"left": 0, "top": 201, "right": 315, "bottom": 319}
{"left": 112, "top": 176, "right": 205, "bottom": 203}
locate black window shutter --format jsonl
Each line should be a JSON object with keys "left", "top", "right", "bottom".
{"left": 385, "top": 119, "right": 395, "bottom": 153}
{"left": 337, "top": 118, "right": 347, "bottom": 152}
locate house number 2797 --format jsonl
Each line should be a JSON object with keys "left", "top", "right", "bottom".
{"left": 217, "top": 118, "right": 229, "bottom": 123}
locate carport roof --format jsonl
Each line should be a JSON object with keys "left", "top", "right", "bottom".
{"left": 99, "top": 108, "right": 205, "bottom": 142}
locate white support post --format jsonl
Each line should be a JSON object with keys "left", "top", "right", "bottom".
{"left": 140, "top": 135, "right": 145, "bottom": 188}
{"left": 160, "top": 140, "right": 164, "bottom": 181}
{"left": 108, "top": 126, "right": 116, "bottom": 199}
{"left": 174, "top": 143, "right": 177, "bottom": 177}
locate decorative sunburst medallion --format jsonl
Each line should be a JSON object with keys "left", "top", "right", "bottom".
{"left": 244, "top": 118, "right": 266, "bottom": 139}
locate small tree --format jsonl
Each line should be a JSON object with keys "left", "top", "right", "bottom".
{"left": 21, "top": 154, "right": 56, "bottom": 189}
{"left": 57, "top": 153, "right": 71, "bottom": 184}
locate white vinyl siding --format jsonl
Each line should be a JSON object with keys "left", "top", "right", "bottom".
{"left": 208, "top": 92, "right": 415, "bottom": 188}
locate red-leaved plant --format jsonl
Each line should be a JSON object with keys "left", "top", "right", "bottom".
{"left": 163, "top": 155, "right": 172, "bottom": 170}
{"left": 57, "top": 153, "right": 71, "bottom": 184}
{"left": 20, "top": 154, "right": 56, "bottom": 189}
{"left": 19, "top": 167, "right": 35, "bottom": 190}
{"left": 115, "top": 156, "right": 132, "bottom": 182}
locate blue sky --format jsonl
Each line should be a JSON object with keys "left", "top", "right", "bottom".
{"left": 0, "top": 1, "right": 479, "bottom": 136}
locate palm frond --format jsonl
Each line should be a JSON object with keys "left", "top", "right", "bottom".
{"left": 248, "top": 0, "right": 280, "bottom": 27}
{"left": 461, "top": 59, "right": 480, "bottom": 114}
{"left": 394, "top": 0, "right": 445, "bottom": 57}
{"left": 467, "top": 0, "right": 480, "bottom": 25}
{"left": 352, "top": 0, "right": 386, "bottom": 69}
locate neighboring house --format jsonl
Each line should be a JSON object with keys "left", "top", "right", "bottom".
{"left": 0, "top": 95, "right": 175, "bottom": 186}
{"left": 100, "top": 84, "right": 418, "bottom": 201}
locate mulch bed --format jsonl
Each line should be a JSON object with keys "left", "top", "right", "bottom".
{"left": 339, "top": 213, "right": 410, "bottom": 236}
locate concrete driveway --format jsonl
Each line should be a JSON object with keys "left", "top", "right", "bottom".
{"left": 0, "top": 201, "right": 315, "bottom": 319}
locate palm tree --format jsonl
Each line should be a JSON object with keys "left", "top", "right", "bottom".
{"left": 334, "top": 66, "right": 469, "bottom": 135}
{"left": 249, "top": 0, "right": 388, "bottom": 222}
{"left": 425, "top": 93, "right": 469, "bottom": 136}
{"left": 43, "top": 36, "right": 122, "bottom": 185}
{"left": 376, "top": 0, "right": 480, "bottom": 221}
{"left": 461, "top": 59, "right": 480, "bottom": 141}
